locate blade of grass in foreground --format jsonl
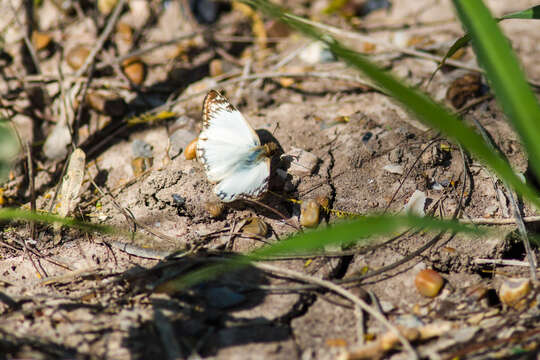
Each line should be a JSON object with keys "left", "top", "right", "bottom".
{"left": 453, "top": 0, "right": 540, "bottom": 185}
{"left": 165, "top": 214, "right": 483, "bottom": 290}
{"left": 0, "top": 208, "right": 116, "bottom": 234}
{"left": 240, "top": 0, "right": 540, "bottom": 209}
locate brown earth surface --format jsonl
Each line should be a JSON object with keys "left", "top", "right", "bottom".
{"left": 0, "top": 0, "right": 539, "bottom": 359}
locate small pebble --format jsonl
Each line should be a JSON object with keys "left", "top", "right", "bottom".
{"left": 299, "top": 42, "right": 335, "bottom": 64}
{"left": 66, "top": 45, "right": 90, "bottom": 70}
{"left": 499, "top": 278, "right": 531, "bottom": 309}
{"left": 205, "top": 201, "right": 224, "bottom": 218}
{"left": 43, "top": 124, "right": 71, "bottom": 160}
{"left": 122, "top": 57, "right": 146, "bottom": 85}
{"left": 86, "top": 92, "right": 126, "bottom": 116}
{"left": 281, "top": 147, "right": 319, "bottom": 177}
{"left": 98, "top": 0, "right": 118, "bottom": 14}
{"left": 168, "top": 129, "right": 197, "bottom": 159}
{"left": 241, "top": 217, "right": 268, "bottom": 236}
{"left": 383, "top": 164, "right": 404, "bottom": 175}
{"left": 300, "top": 199, "right": 320, "bottom": 228}
{"left": 131, "top": 157, "right": 152, "bottom": 176}
{"left": 32, "top": 31, "right": 52, "bottom": 51}
{"left": 172, "top": 194, "right": 185, "bottom": 206}
{"left": 415, "top": 269, "right": 444, "bottom": 297}
{"left": 131, "top": 139, "right": 153, "bottom": 158}
{"left": 183, "top": 138, "right": 198, "bottom": 160}
{"left": 403, "top": 190, "right": 427, "bottom": 216}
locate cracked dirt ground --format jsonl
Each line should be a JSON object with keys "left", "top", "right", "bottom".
{"left": 0, "top": 0, "right": 539, "bottom": 359}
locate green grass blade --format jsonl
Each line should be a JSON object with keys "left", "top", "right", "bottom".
{"left": 0, "top": 120, "right": 20, "bottom": 182}
{"left": 453, "top": 0, "right": 540, "bottom": 182}
{"left": 166, "top": 214, "right": 483, "bottom": 290}
{"left": 0, "top": 208, "right": 116, "bottom": 234}
{"left": 500, "top": 5, "right": 540, "bottom": 20}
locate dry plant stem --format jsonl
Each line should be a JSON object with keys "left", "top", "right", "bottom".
{"left": 25, "top": 142, "right": 36, "bottom": 240}
{"left": 155, "top": 70, "right": 376, "bottom": 116}
{"left": 473, "top": 258, "right": 532, "bottom": 267}
{"left": 460, "top": 215, "right": 540, "bottom": 225}
{"left": 383, "top": 137, "right": 441, "bottom": 213}
{"left": 154, "top": 309, "right": 184, "bottom": 359}
{"left": 469, "top": 117, "right": 537, "bottom": 281}
{"left": 107, "top": 240, "right": 172, "bottom": 260}
{"left": 73, "top": 63, "right": 96, "bottom": 147}
{"left": 75, "top": 0, "right": 126, "bottom": 77}
{"left": 255, "top": 262, "right": 419, "bottom": 360}
{"left": 8, "top": 0, "right": 41, "bottom": 74}
{"left": 246, "top": 198, "right": 301, "bottom": 231}
{"left": 341, "top": 150, "right": 467, "bottom": 285}
{"left": 88, "top": 176, "right": 177, "bottom": 245}
{"left": 291, "top": 15, "right": 540, "bottom": 88}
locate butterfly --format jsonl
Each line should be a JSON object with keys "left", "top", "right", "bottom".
{"left": 196, "top": 90, "right": 278, "bottom": 202}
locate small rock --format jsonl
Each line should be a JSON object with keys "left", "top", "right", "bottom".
{"left": 241, "top": 217, "right": 268, "bottom": 236}
{"left": 499, "top": 278, "right": 531, "bottom": 309}
{"left": 383, "top": 164, "right": 404, "bottom": 175}
{"left": 86, "top": 92, "right": 126, "bottom": 116}
{"left": 172, "top": 194, "right": 185, "bottom": 206}
{"left": 388, "top": 147, "right": 403, "bottom": 163}
{"left": 205, "top": 201, "right": 224, "bottom": 218}
{"left": 403, "top": 190, "right": 427, "bottom": 216}
{"left": 43, "top": 124, "right": 71, "bottom": 160}
{"left": 131, "top": 157, "right": 152, "bottom": 176}
{"left": 122, "top": 57, "right": 146, "bottom": 85}
{"left": 483, "top": 204, "right": 498, "bottom": 218}
{"left": 300, "top": 199, "right": 320, "bottom": 228}
{"left": 281, "top": 147, "right": 319, "bottom": 177}
{"left": 66, "top": 45, "right": 90, "bottom": 70}
{"left": 131, "top": 139, "right": 153, "bottom": 158}
{"left": 183, "top": 138, "right": 198, "bottom": 160}
{"left": 168, "top": 129, "right": 197, "bottom": 159}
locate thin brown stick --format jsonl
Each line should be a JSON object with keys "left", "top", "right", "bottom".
{"left": 75, "top": 0, "right": 126, "bottom": 77}
{"left": 8, "top": 0, "right": 41, "bottom": 74}
{"left": 25, "top": 142, "right": 36, "bottom": 241}
{"left": 255, "top": 262, "right": 419, "bottom": 360}
{"left": 460, "top": 215, "right": 540, "bottom": 225}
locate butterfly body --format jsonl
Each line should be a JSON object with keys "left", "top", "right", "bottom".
{"left": 196, "top": 90, "right": 277, "bottom": 202}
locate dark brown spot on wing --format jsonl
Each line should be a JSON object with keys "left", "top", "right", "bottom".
{"left": 202, "top": 90, "right": 238, "bottom": 128}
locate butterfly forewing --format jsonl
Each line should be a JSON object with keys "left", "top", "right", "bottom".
{"left": 214, "top": 158, "right": 270, "bottom": 202}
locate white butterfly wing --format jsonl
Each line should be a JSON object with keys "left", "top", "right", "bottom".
{"left": 201, "top": 90, "right": 260, "bottom": 147}
{"left": 196, "top": 90, "right": 271, "bottom": 202}
{"left": 214, "top": 158, "right": 270, "bottom": 202}
{"left": 197, "top": 91, "right": 260, "bottom": 181}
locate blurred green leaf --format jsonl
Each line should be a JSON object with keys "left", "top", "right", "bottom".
{"left": 0, "top": 208, "right": 116, "bottom": 233}
{"left": 0, "top": 120, "right": 20, "bottom": 183}
{"left": 501, "top": 5, "right": 540, "bottom": 20}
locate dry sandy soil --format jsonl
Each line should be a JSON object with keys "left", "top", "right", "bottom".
{"left": 0, "top": 0, "right": 539, "bottom": 359}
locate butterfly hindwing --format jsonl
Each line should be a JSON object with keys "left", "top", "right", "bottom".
{"left": 214, "top": 158, "right": 270, "bottom": 202}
